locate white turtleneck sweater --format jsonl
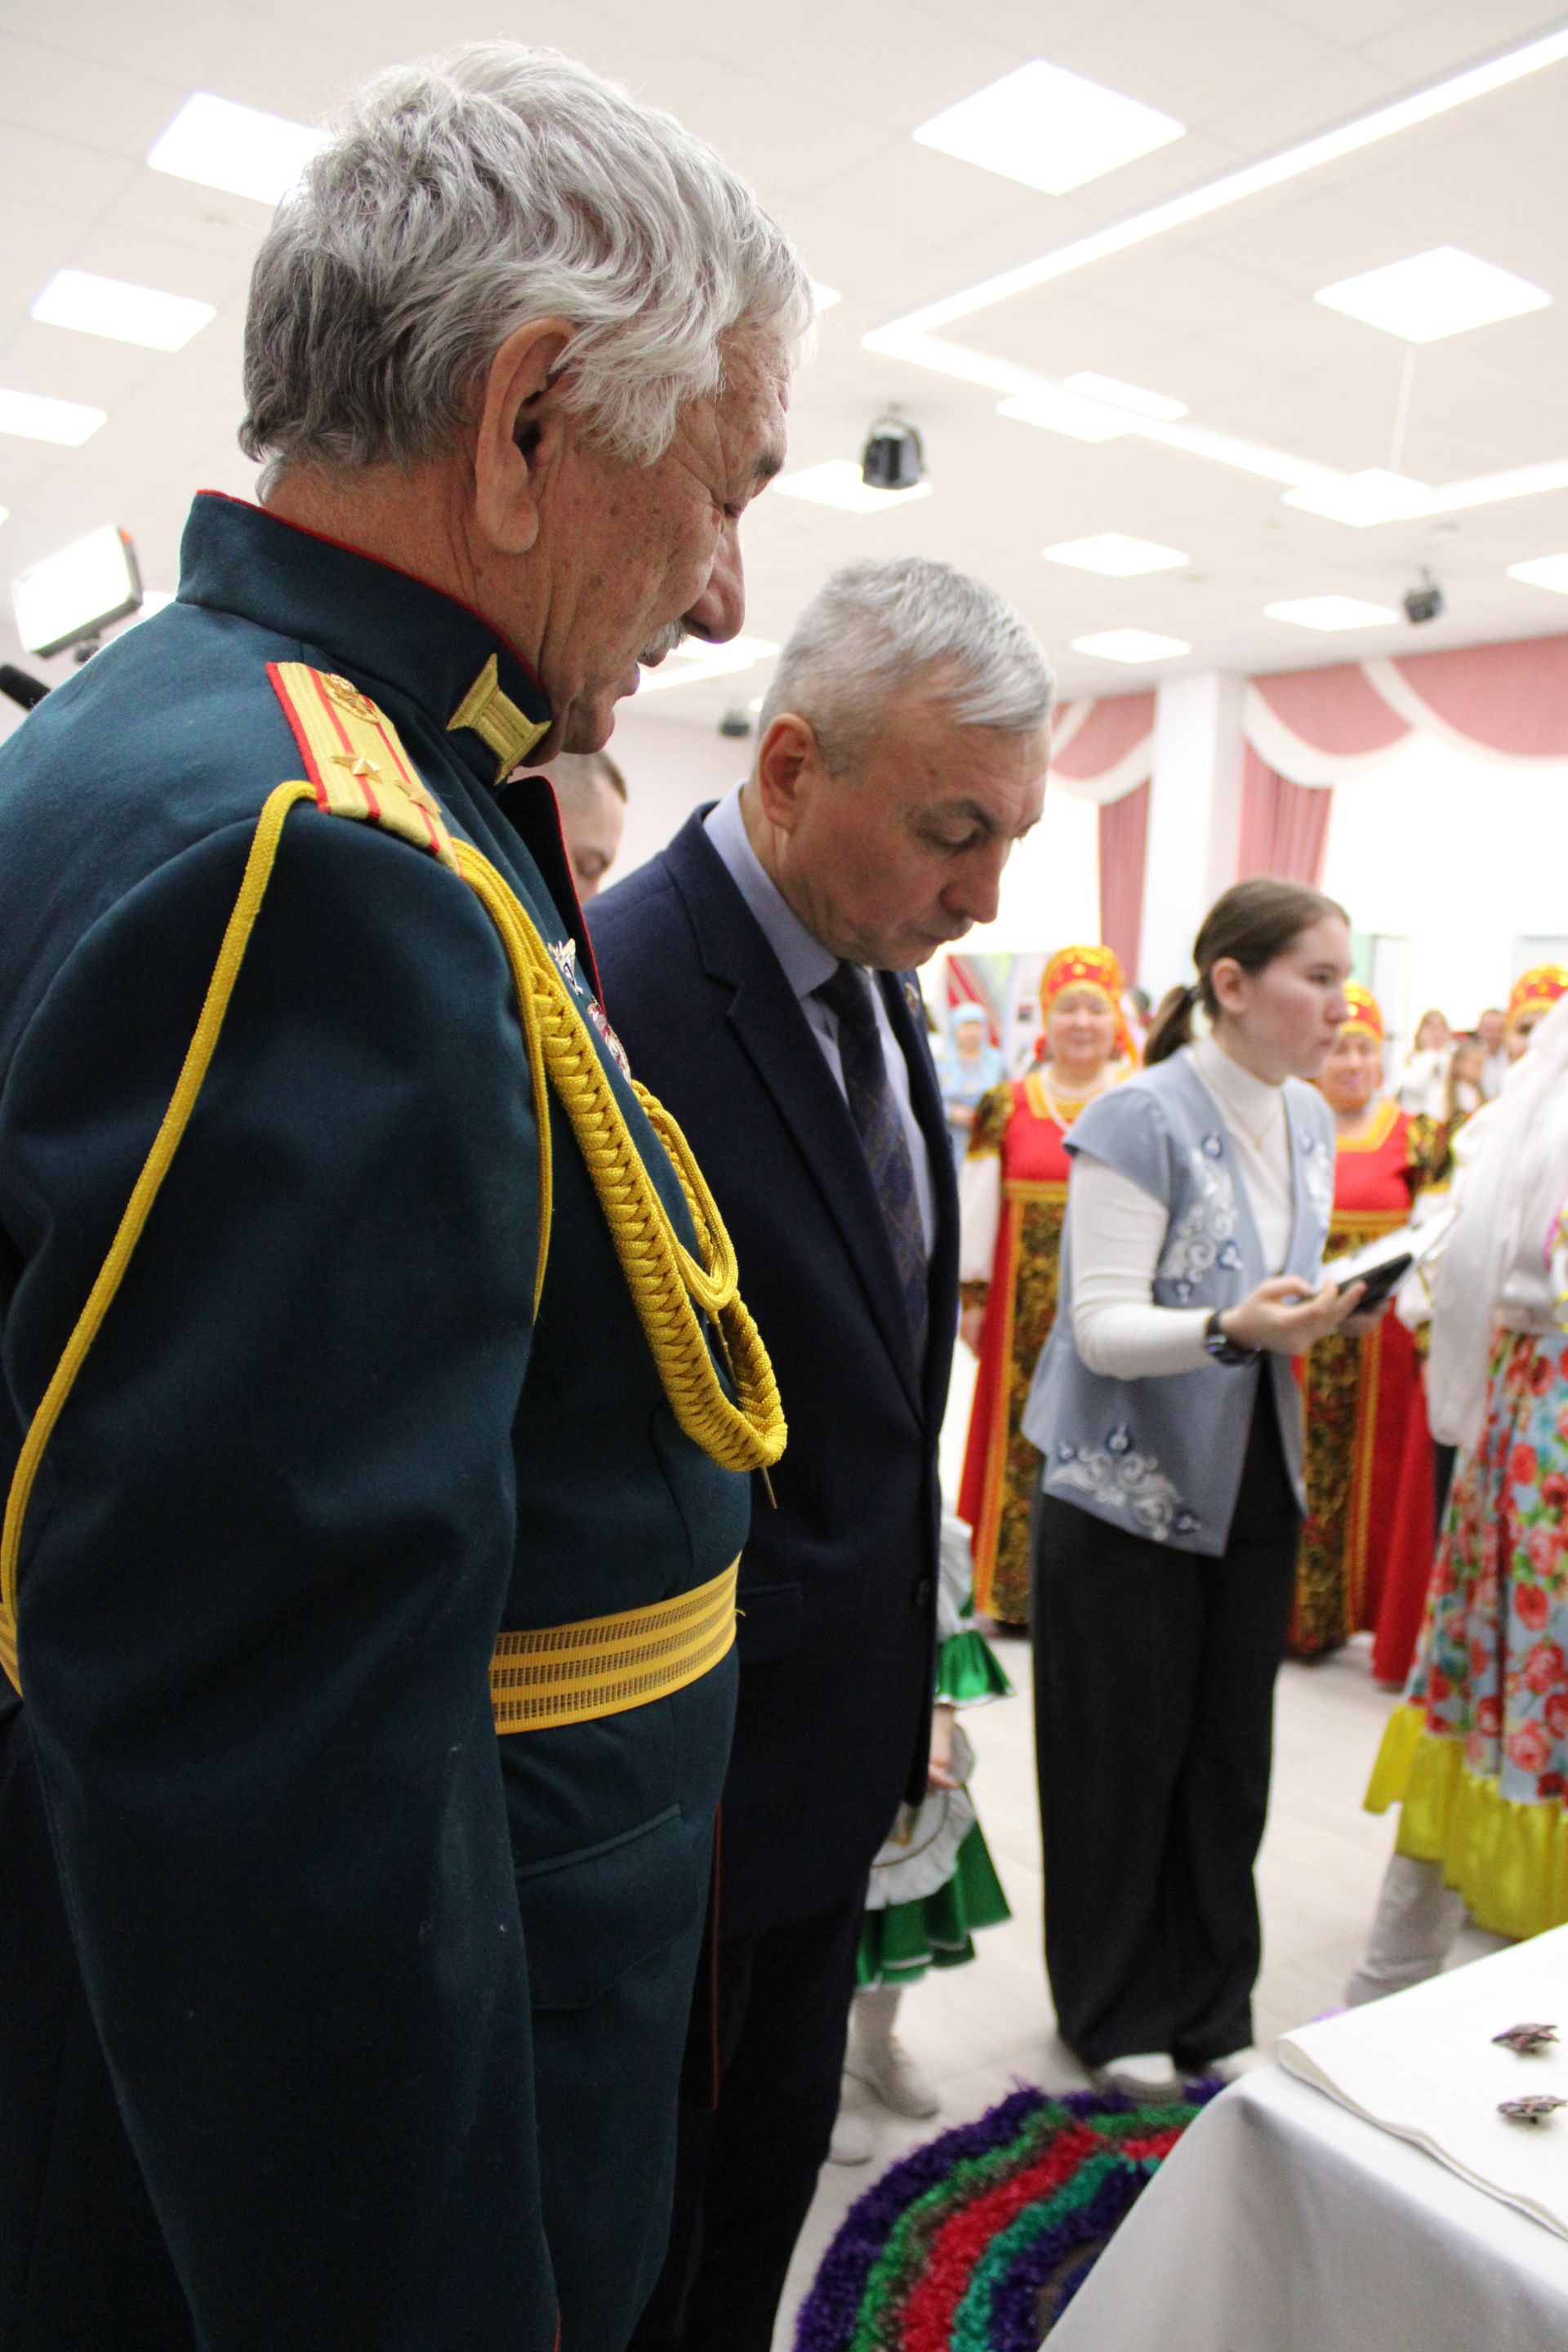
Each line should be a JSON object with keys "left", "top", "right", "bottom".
{"left": 1069, "top": 1033, "right": 1297, "bottom": 1379}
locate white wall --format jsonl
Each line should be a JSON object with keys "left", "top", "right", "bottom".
{"left": 1321, "top": 735, "right": 1568, "bottom": 1033}
{"left": 947, "top": 778, "right": 1100, "bottom": 958}
{"left": 602, "top": 708, "right": 747, "bottom": 885}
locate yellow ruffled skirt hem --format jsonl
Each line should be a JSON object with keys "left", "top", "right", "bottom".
{"left": 1365, "top": 1704, "right": 1568, "bottom": 1941}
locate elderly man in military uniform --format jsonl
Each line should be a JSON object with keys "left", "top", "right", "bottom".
{"left": 0, "top": 45, "right": 800, "bottom": 2352}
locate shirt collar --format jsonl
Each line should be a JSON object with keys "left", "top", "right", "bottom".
{"left": 704, "top": 785, "right": 839, "bottom": 1001}
{"left": 175, "top": 492, "right": 553, "bottom": 791}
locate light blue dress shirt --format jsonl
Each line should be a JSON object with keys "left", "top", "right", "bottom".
{"left": 704, "top": 786, "right": 936, "bottom": 1257}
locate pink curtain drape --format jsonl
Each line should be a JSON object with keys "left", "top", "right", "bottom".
{"left": 1246, "top": 633, "right": 1568, "bottom": 781}
{"left": 1097, "top": 781, "right": 1150, "bottom": 978}
{"left": 1236, "top": 745, "right": 1332, "bottom": 885}
{"left": 1049, "top": 691, "right": 1155, "bottom": 982}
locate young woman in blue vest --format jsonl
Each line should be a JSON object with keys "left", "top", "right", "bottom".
{"left": 1022, "top": 879, "right": 1379, "bottom": 2094}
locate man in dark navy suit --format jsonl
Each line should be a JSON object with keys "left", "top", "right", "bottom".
{"left": 592, "top": 556, "right": 1054, "bottom": 2352}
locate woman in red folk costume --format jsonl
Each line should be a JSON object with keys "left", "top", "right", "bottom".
{"left": 1292, "top": 984, "right": 1434, "bottom": 1659}
{"left": 957, "top": 946, "right": 1135, "bottom": 1628}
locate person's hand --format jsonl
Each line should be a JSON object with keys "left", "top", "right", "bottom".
{"left": 927, "top": 1703, "right": 960, "bottom": 1793}
{"left": 1218, "top": 1275, "right": 1365, "bottom": 1358}
{"left": 959, "top": 1302, "right": 987, "bottom": 1355}
{"left": 950, "top": 1102, "right": 976, "bottom": 1129}
{"left": 1343, "top": 1295, "right": 1392, "bottom": 1337}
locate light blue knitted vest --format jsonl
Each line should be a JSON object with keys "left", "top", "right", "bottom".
{"left": 1021, "top": 1048, "right": 1335, "bottom": 1557}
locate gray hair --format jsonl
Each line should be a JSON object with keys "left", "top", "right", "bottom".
{"left": 757, "top": 557, "right": 1055, "bottom": 773}
{"left": 240, "top": 42, "right": 810, "bottom": 482}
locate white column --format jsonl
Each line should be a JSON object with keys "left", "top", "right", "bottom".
{"left": 1137, "top": 670, "right": 1245, "bottom": 997}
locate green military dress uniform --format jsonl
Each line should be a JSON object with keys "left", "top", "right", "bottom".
{"left": 0, "top": 492, "right": 781, "bottom": 2352}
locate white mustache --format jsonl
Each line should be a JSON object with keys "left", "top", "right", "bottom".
{"left": 639, "top": 621, "right": 689, "bottom": 667}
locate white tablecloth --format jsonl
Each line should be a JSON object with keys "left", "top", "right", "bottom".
{"left": 1047, "top": 2066, "right": 1568, "bottom": 2352}
{"left": 1279, "top": 1924, "right": 1568, "bottom": 2238}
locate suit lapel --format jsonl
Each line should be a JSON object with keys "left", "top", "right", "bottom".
{"left": 664, "top": 815, "right": 927, "bottom": 1419}
{"left": 878, "top": 969, "right": 960, "bottom": 1427}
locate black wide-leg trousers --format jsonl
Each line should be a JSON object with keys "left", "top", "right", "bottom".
{"left": 1032, "top": 1388, "right": 1300, "bottom": 2072}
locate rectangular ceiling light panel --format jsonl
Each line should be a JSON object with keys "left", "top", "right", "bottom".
{"left": 1508, "top": 555, "right": 1568, "bottom": 594}
{"left": 1044, "top": 533, "right": 1188, "bottom": 576}
{"left": 12, "top": 525, "right": 142, "bottom": 656}
{"left": 0, "top": 388, "right": 106, "bottom": 445}
{"left": 33, "top": 269, "right": 216, "bottom": 353}
{"left": 148, "top": 92, "right": 328, "bottom": 207}
{"left": 913, "top": 60, "right": 1184, "bottom": 197}
{"left": 1071, "top": 628, "right": 1189, "bottom": 663}
{"left": 996, "top": 389, "right": 1131, "bottom": 443}
{"left": 773, "top": 459, "right": 933, "bottom": 513}
{"left": 1263, "top": 595, "right": 1398, "bottom": 630}
{"left": 1282, "top": 469, "right": 1432, "bottom": 528}
{"left": 1316, "top": 245, "right": 1550, "bottom": 344}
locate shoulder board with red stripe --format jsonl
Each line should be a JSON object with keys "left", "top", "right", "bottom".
{"left": 267, "top": 661, "right": 459, "bottom": 874}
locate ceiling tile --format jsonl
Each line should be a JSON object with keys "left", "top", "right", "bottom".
{"left": 746, "top": 2, "right": 1021, "bottom": 135}
{"left": 0, "top": 34, "right": 186, "bottom": 163}
{"left": 813, "top": 140, "right": 1065, "bottom": 253}
{"left": 1052, "top": 0, "right": 1340, "bottom": 128}
{"left": 676, "top": 70, "right": 899, "bottom": 203}
{"left": 0, "top": 127, "right": 137, "bottom": 222}
{"left": 588, "top": 0, "right": 833, "bottom": 69}
{"left": 1259, "top": 0, "right": 1437, "bottom": 36}
{"left": 1358, "top": 1, "right": 1568, "bottom": 81}
{"left": 0, "top": 0, "right": 249, "bottom": 84}
{"left": 1200, "top": 52, "right": 1407, "bottom": 158}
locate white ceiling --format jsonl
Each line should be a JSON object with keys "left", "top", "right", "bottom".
{"left": 5, "top": 0, "right": 1568, "bottom": 733}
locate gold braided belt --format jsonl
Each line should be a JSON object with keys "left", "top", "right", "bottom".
{"left": 0, "top": 663, "right": 785, "bottom": 1701}
{"left": 491, "top": 1558, "right": 739, "bottom": 1734}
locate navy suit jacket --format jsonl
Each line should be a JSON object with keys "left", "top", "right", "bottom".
{"left": 590, "top": 808, "right": 960, "bottom": 1936}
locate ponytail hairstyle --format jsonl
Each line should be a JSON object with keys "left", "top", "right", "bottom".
{"left": 1143, "top": 877, "right": 1348, "bottom": 1067}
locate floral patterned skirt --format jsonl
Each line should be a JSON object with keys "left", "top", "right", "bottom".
{"left": 1365, "top": 1325, "right": 1568, "bottom": 1938}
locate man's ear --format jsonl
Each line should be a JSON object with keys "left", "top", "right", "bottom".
{"left": 472, "top": 318, "right": 578, "bottom": 557}
{"left": 754, "top": 712, "right": 820, "bottom": 834}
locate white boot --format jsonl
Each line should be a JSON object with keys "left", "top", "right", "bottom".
{"left": 847, "top": 1983, "right": 940, "bottom": 2118}
{"left": 1345, "top": 1851, "right": 1468, "bottom": 2007}
{"left": 1209, "top": 2045, "right": 1268, "bottom": 2084}
{"left": 1094, "top": 2051, "right": 1179, "bottom": 2099}
{"left": 828, "top": 2075, "right": 875, "bottom": 2166}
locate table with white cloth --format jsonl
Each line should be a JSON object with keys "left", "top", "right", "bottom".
{"left": 1049, "top": 1937, "right": 1568, "bottom": 2352}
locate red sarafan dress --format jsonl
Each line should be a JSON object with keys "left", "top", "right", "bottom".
{"left": 957, "top": 1076, "right": 1080, "bottom": 1626}
{"left": 1290, "top": 1098, "right": 1432, "bottom": 1659}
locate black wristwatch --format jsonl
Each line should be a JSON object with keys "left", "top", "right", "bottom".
{"left": 1203, "top": 1307, "right": 1260, "bottom": 1367}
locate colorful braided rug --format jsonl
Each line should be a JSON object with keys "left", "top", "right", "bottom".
{"left": 794, "top": 2080, "right": 1218, "bottom": 2352}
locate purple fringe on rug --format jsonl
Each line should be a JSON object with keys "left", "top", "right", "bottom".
{"left": 792, "top": 2078, "right": 1223, "bottom": 2352}
{"left": 792, "top": 2087, "right": 1045, "bottom": 2352}
{"left": 987, "top": 2163, "right": 1143, "bottom": 2352}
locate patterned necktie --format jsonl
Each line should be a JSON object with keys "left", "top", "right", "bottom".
{"left": 814, "top": 960, "right": 929, "bottom": 1366}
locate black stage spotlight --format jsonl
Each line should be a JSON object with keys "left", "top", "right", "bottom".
{"left": 1402, "top": 571, "right": 1445, "bottom": 626}
{"left": 861, "top": 413, "right": 925, "bottom": 493}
